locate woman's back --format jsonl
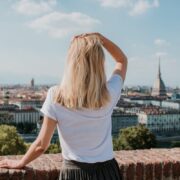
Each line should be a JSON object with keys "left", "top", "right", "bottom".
{"left": 40, "top": 73, "right": 124, "bottom": 163}
{"left": 0, "top": 33, "right": 126, "bottom": 180}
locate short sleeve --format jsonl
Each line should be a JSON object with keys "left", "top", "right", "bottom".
{"left": 40, "top": 87, "right": 58, "bottom": 122}
{"left": 107, "top": 73, "right": 124, "bottom": 107}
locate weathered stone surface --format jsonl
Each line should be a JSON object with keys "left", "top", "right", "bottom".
{"left": 0, "top": 148, "right": 180, "bottom": 180}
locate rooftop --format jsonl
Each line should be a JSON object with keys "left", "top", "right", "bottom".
{"left": 123, "top": 95, "right": 167, "bottom": 101}
{"left": 0, "top": 107, "right": 38, "bottom": 113}
{"left": 138, "top": 107, "right": 180, "bottom": 115}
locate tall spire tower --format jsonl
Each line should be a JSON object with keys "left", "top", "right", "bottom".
{"left": 158, "top": 57, "right": 161, "bottom": 77}
{"left": 30, "top": 78, "right": 35, "bottom": 89}
{"left": 151, "top": 57, "right": 167, "bottom": 97}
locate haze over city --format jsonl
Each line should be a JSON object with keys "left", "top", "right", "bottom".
{"left": 0, "top": 0, "right": 179, "bottom": 87}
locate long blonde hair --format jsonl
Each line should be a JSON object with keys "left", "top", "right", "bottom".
{"left": 54, "top": 35, "right": 110, "bottom": 110}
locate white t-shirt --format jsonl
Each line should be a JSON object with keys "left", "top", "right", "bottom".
{"left": 40, "top": 73, "right": 124, "bottom": 163}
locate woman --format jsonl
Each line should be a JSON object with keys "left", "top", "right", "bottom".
{"left": 0, "top": 32, "right": 127, "bottom": 180}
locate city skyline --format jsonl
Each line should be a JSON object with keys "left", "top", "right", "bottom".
{"left": 0, "top": 0, "right": 179, "bottom": 86}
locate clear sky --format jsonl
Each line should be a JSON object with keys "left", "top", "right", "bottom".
{"left": 0, "top": 0, "right": 179, "bottom": 87}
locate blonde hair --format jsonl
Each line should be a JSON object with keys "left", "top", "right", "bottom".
{"left": 54, "top": 35, "right": 110, "bottom": 110}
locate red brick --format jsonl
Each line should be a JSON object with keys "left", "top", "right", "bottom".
{"left": 0, "top": 148, "right": 180, "bottom": 180}
{"left": 172, "top": 161, "right": 180, "bottom": 178}
{"left": 9, "top": 169, "right": 24, "bottom": 180}
{"left": 118, "top": 164, "right": 125, "bottom": 180}
{"left": 35, "top": 169, "right": 48, "bottom": 180}
{"left": 136, "top": 162, "right": 144, "bottom": 180}
{"left": 48, "top": 169, "right": 60, "bottom": 180}
{"left": 126, "top": 163, "right": 135, "bottom": 180}
{"left": 154, "top": 162, "right": 162, "bottom": 180}
{"left": 145, "top": 163, "right": 153, "bottom": 180}
{"left": 23, "top": 167, "right": 35, "bottom": 180}
{"left": 163, "top": 161, "right": 172, "bottom": 178}
{"left": 0, "top": 168, "right": 9, "bottom": 179}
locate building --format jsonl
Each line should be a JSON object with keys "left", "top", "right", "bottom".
{"left": 111, "top": 107, "right": 138, "bottom": 136}
{"left": 136, "top": 107, "right": 180, "bottom": 135}
{"left": 151, "top": 59, "right": 167, "bottom": 97}
{"left": 171, "top": 89, "right": 180, "bottom": 101}
{"left": 0, "top": 105, "right": 40, "bottom": 124}
{"left": 162, "top": 100, "right": 180, "bottom": 111}
{"left": 2, "top": 90, "right": 10, "bottom": 104}
{"left": 14, "top": 99, "right": 44, "bottom": 110}
{"left": 30, "top": 78, "right": 35, "bottom": 89}
{"left": 0, "top": 104, "right": 19, "bottom": 110}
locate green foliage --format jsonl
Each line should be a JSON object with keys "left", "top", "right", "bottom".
{"left": 25, "top": 142, "right": 32, "bottom": 150}
{"left": 15, "top": 122, "right": 37, "bottom": 133}
{"left": 171, "top": 141, "right": 180, "bottom": 147}
{"left": 25, "top": 139, "right": 61, "bottom": 154}
{"left": 113, "top": 124, "right": 157, "bottom": 150}
{"left": 45, "top": 143, "right": 61, "bottom": 154}
{"left": 45, "top": 138, "right": 61, "bottom": 154}
{"left": 0, "top": 125, "right": 26, "bottom": 155}
{"left": 3, "top": 122, "right": 37, "bottom": 134}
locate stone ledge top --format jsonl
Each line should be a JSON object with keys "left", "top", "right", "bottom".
{"left": 0, "top": 148, "right": 180, "bottom": 180}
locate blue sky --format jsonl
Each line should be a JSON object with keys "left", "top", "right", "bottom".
{"left": 0, "top": 0, "right": 179, "bottom": 87}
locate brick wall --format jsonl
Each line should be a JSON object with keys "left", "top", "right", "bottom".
{"left": 0, "top": 148, "right": 180, "bottom": 180}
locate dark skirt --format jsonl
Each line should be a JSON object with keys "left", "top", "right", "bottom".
{"left": 59, "top": 158, "right": 123, "bottom": 180}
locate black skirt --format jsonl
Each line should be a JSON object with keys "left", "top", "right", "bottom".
{"left": 59, "top": 158, "right": 123, "bottom": 180}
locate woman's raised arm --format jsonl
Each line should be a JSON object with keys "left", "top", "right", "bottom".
{"left": 98, "top": 33, "right": 128, "bottom": 81}
{"left": 75, "top": 32, "right": 128, "bottom": 81}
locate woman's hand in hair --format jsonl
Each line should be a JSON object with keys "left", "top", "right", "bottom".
{"left": 71, "top": 32, "right": 105, "bottom": 45}
{"left": 81, "top": 32, "right": 105, "bottom": 45}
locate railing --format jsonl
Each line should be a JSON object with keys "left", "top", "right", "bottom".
{"left": 0, "top": 148, "right": 180, "bottom": 180}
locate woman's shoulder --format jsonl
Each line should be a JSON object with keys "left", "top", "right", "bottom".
{"left": 47, "top": 85, "right": 60, "bottom": 102}
{"left": 48, "top": 85, "right": 60, "bottom": 94}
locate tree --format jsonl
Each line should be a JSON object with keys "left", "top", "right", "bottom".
{"left": 45, "top": 143, "right": 61, "bottom": 154}
{"left": 171, "top": 141, "right": 180, "bottom": 147}
{"left": 113, "top": 124, "right": 157, "bottom": 150}
{"left": 0, "top": 125, "right": 26, "bottom": 155}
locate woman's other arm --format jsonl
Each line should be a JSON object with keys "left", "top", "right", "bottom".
{"left": 0, "top": 116, "right": 57, "bottom": 169}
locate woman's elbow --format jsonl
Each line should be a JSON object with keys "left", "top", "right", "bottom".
{"left": 36, "top": 146, "right": 46, "bottom": 153}
{"left": 34, "top": 139, "right": 49, "bottom": 153}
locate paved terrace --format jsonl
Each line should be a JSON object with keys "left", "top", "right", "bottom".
{"left": 0, "top": 148, "right": 180, "bottom": 180}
